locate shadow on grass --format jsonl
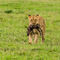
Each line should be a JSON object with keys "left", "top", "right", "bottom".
{"left": 31, "top": 48, "right": 43, "bottom": 51}
{"left": 4, "top": 10, "right": 13, "bottom": 14}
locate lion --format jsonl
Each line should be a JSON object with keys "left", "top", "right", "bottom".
{"left": 27, "top": 14, "right": 45, "bottom": 44}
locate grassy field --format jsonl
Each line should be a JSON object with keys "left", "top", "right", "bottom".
{"left": 0, "top": 0, "right": 60, "bottom": 60}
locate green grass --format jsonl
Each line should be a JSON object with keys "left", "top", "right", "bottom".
{"left": 0, "top": 0, "right": 60, "bottom": 60}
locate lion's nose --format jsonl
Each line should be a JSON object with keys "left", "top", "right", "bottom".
{"left": 33, "top": 23, "right": 35, "bottom": 25}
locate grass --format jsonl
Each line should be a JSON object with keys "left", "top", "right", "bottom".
{"left": 0, "top": 0, "right": 60, "bottom": 60}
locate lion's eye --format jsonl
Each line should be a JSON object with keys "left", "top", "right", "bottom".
{"left": 30, "top": 19, "right": 32, "bottom": 22}
{"left": 35, "top": 19, "right": 37, "bottom": 21}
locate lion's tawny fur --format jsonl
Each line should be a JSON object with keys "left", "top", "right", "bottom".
{"left": 28, "top": 15, "right": 45, "bottom": 44}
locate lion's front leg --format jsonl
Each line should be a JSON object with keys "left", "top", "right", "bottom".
{"left": 41, "top": 31, "right": 45, "bottom": 44}
{"left": 29, "top": 34, "right": 32, "bottom": 44}
{"left": 34, "top": 34, "right": 39, "bottom": 43}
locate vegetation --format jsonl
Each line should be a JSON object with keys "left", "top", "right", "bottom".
{"left": 0, "top": 0, "right": 60, "bottom": 60}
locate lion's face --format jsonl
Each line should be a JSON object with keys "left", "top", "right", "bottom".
{"left": 28, "top": 15, "right": 39, "bottom": 25}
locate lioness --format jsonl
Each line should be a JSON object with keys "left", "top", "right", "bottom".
{"left": 27, "top": 15, "right": 45, "bottom": 44}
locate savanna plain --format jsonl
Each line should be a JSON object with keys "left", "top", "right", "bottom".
{"left": 0, "top": 0, "right": 60, "bottom": 60}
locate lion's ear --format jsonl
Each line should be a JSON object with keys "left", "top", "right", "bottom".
{"left": 28, "top": 15, "right": 31, "bottom": 16}
{"left": 28, "top": 15, "right": 31, "bottom": 18}
{"left": 36, "top": 14, "right": 39, "bottom": 16}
